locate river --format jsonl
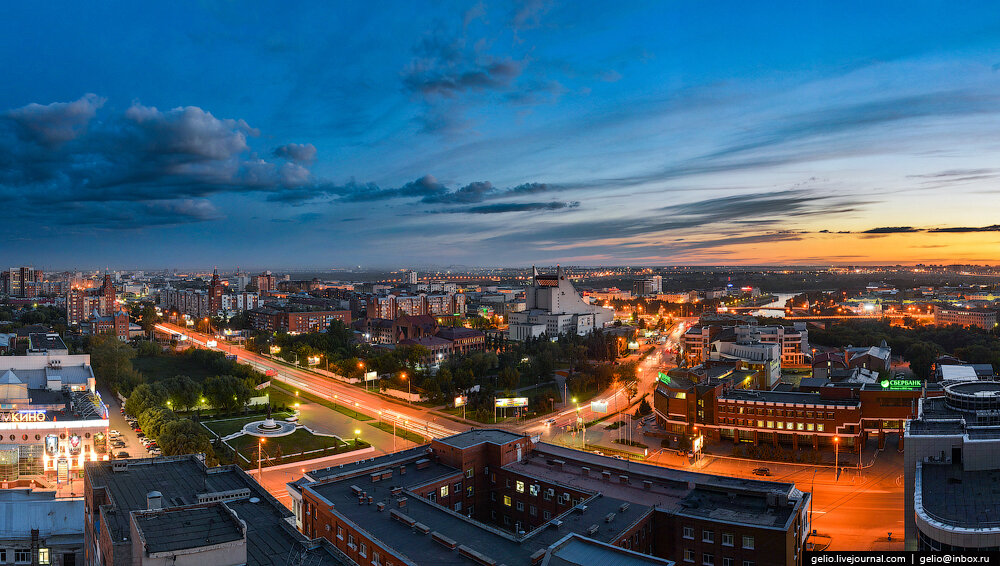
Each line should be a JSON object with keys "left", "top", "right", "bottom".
{"left": 750, "top": 292, "right": 798, "bottom": 318}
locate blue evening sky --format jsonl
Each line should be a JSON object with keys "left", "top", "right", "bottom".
{"left": 3, "top": 1, "right": 1000, "bottom": 269}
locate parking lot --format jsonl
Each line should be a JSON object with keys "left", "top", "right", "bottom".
{"left": 100, "top": 388, "right": 161, "bottom": 459}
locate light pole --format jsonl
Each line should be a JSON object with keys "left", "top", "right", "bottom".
{"left": 402, "top": 372, "right": 410, "bottom": 405}
{"left": 834, "top": 436, "right": 840, "bottom": 481}
{"left": 359, "top": 361, "right": 366, "bottom": 390}
{"left": 257, "top": 438, "right": 266, "bottom": 478}
{"left": 354, "top": 429, "right": 361, "bottom": 446}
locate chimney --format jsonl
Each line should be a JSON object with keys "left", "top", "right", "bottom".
{"left": 146, "top": 491, "right": 162, "bottom": 511}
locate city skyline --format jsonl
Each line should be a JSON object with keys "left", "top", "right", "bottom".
{"left": 4, "top": 2, "right": 1000, "bottom": 268}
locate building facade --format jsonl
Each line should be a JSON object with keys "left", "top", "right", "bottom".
{"left": 933, "top": 305, "right": 998, "bottom": 329}
{"left": 508, "top": 266, "right": 613, "bottom": 340}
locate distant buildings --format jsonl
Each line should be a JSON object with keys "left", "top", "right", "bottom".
{"left": 933, "top": 305, "right": 998, "bottom": 329}
{"left": 365, "top": 292, "right": 466, "bottom": 319}
{"left": 158, "top": 269, "right": 259, "bottom": 318}
{"left": 0, "top": 267, "right": 43, "bottom": 298}
{"left": 66, "top": 273, "right": 116, "bottom": 327}
{"left": 683, "top": 324, "right": 808, "bottom": 368}
{"left": 811, "top": 344, "right": 891, "bottom": 379}
{"left": 632, "top": 278, "right": 659, "bottom": 297}
{"left": 288, "top": 429, "right": 809, "bottom": 566}
{"left": 507, "top": 266, "right": 613, "bottom": 340}
{"left": 360, "top": 314, "right": 486, "bottom": 362}
{"left": 248, "top": 306, "right": 350, "bottom": 334}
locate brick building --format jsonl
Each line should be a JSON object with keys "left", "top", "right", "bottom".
{"left": 654, "top": 372, "right": 935, "bottom": 453}
{"left": 287, "top": 429, "right": 809, "bottom": 566}
{"left": 67, "top": 273, "right": 116, "bottom": 327}
{"left": 0, "top": 267, "right": 44, "bottom": 298}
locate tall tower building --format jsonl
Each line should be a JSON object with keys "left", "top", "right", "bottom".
{"left": 208, "top": 268, "right": 223, "bottom": 314}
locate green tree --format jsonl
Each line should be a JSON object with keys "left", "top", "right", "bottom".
{"left": 158, "top": 419, "right": 217, "bottom": 464}
{"left": 635, "top": 397, "right": 652, "bottom": 418}
{"left": 498, "top": 366, "right": 520, "bottom": 391}
{"left": 138, "top": 303, "right": 159, "bottom": 336}
{"left": 138, "top": 407, "right": 178, "bottom": 438}
{"left": 203, "top": 374, "right": 253, "bottom": 414}
{"left": 89, "top": 334, "right": 138, "bottom": 393}
{"left": 124, "top": 383, "right": 165, "bottom": 417}
{"left": 161, "top": 375, "right": 201, "bottom": 412}
{"left": 905, "top": 341, "right": 941, "bottom": 380}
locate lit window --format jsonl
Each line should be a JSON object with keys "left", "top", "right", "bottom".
{"left": 796, "top": 423, "right": 804, "bottom": 431}
{"left": 806, "top": 423, "right": 814, "bottom": 431}
{"left": 817, "top": 424, "right": 824, "bottom": 432}
{"left": 775, "top": 422, "right": 783, "bottom": 430}
{"left": 516, "top": 480, "right": 525, "bottom": 493}
{"left": 440, "top": 485, "right": 449, "bottom": 497}
{"left": 38, "top": 549, "right": 50, "bottom": 565}
{"left": 504, "top": 495, "right": 512, "bottom": 507}
{"left": 529, "top": 484, "right": 539, "bottom": 496}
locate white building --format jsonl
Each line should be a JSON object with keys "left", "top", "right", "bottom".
{"left": 507, "top": 266, "right": 613, "bottom": 340}
{"left": 708, "top": 341, "right": 782, "bottom": 388}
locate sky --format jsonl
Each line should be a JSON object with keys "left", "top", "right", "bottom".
{"left": 4, "top": 1, "right": 1000, "bottom": 270}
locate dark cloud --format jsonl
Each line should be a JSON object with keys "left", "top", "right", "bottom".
{"left": 461, "top": 201, "right": 579, "bottom": 214}
{"left": 0, "top": 95, "right": 319, "bottom": 229}
{"left": 273, "top": 142, "right": 317, "bottom": 164}
{"left": 5, "top": 93, "right": 105, "bottom": 146}
{"left": 928, "top": 225, "right": 1000, "bottom": 233}
{"left": 862, "top": 226, "right": 919, "bottom": 234}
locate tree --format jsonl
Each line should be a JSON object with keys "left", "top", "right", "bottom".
{"left": 161, "top": 375, "right": 202, "bottom": 412}
{"left": 203, "top": 374, "right": 253, "bottom": 414}
{"left": 635, "top": 397, "right": 652, "bottom": 418}
{"left": 89, "top": 335, "right": 138, "bottom": 393}
{"left": 138, "top": 303, "right": 159, "bottom": 336}
{"left": 905, "top": 341, "right": 941, "bottom": 380}
{"left": 138, "top": 407, "right": 178, "bottom": 438}
{"left": 498, "top": 366, "right": 520, "bottom": 391}
{"left": 158, "top": 419, "right": 217, "bottom": 464}
{"left": 124, "top": 383, "right": 165, "bottom": 417}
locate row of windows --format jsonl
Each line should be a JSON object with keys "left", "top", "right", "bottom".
{"left": 683, "top": 550, "right": 755, "bottom": 566}
{"left": 682, "top": 528, "right": 754, "bottom": 550}
{"left": 721, "top": 419, "right": 825, "bottom": 432}
{"left": 0, "top": 548, "right": 49, "bottom": 564}
{"left": 722, "top": 407, "right": 838, "bottom": 419}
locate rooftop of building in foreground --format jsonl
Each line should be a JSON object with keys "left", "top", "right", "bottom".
{"left": 85, "top": 454, "right": 349, "bottom": 566}
{"left": 290, "top": 428, "right": 806, "bottom": 566}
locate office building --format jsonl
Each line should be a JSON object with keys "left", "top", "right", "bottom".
{"left": 365, "top": 293, "right": 467, "bottom": 319}
{"left": 632, "top": 279, "right": 658, "bottom": 297}
{"left": 933, "top": 305, "right": 998, "bottom": 329}
{"left": 684, "top": 324, "right": 808, "bottom": 368}
{"left": 287, "top": 429, "right": 809, "bottom": 566}
{"left": 67, "top": 274, "right": 116, "bottom": 327}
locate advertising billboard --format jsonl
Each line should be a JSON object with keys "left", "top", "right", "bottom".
{"left": 455, "top": 395, "right": 468, "bottom": 408}
{"left": 495, "top": 397, "right": 529, "bottom": 408}
{"left": 590, "top": 401, "right": 608, "bottom": 413}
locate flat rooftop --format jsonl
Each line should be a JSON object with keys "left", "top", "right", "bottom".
{"left": 133, "top": 504, "right": 244, "bottom": 554}
{"left": 87, "top": 456, "right": 346, "bottom": 566}
{"left": 433, "top": 428, "right": 525, "bottom": 449}
{"left": 528, "top": 444, "right": 801, "bottom": 530}
{"left": 305, "top": 464, "right": 650, "bottom": 566}
{"left": 920, "top": 462, "right": 1000, "bottom": 529}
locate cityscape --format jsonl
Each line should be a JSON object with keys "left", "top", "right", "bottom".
{"left": 3, "top": 3, "right": 1000, "bottom": 565}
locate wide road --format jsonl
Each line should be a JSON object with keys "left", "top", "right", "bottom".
{"left": 154, "top": 322, "right": 466, "bottom": 441}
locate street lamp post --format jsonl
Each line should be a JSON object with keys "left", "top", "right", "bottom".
{"left": 257, "top": 438, "right": 266, "bottom": 478}
{"left": 834, "top": 436, "right": 840, "bottom": 481}
{"left": 402, "top": 372, "right": 410, "bottom": 405}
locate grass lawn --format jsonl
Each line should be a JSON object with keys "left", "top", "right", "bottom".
{"left": 201, "top": 412, "right": 293, "bottom": 438}
{"left": 227, "top": 428, "right": 365, "bottom": 466}
{"left": 133, "top": 355, "right": 217, "bottom": 382}
{"left": 368, "top": 421, "right": 425, "bottom": 444}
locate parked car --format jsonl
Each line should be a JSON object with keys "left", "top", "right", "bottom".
{"left": 109, "top": 429, "right": 120, "bottom": 435}
{"left": 752, "top": 467, "right": 771, "bottom": 476}
{"left": 115, "top": 451, "right": 130, "bottom": 458}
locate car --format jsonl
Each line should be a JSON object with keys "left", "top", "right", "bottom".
{"left": 115, "top": 451, "right": 130, "bottom": 458}
{"left": 135, "top": 432, "right": 145, "bottom": 439}
{"left": 109, "top": 429, "right": 120, "bottom": 435}
{"left": 752, "top": 467, "right": 771, "bottom": 476}
{"left": 544, "top": 418, "right": 557, "bottom": 426}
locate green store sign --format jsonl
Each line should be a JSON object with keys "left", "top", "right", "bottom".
{"left": 658, "top": 371, "right": 671, "bottom": 385}
{"left": 880, "top": 379, "right": 922, "bottom": 390}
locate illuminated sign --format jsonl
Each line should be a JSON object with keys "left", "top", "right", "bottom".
{"left": 590, "top": 401, "right": 608, "bottom": 414}
{"left": 495, "top": 397, "right": 528, "bottom": 408}
{"left": 455, "top": 395, "right": 468, "bottom": 408}
{"left": 880, "top": 379, "right": 922, "bottom": 390}
{"left": 0, "top": 410, "right": 45, "bottom": 423}
{"left": 206, "top": 340, "right": 217, "bottom": 347}
{"left": 627, "top": 341, "right": 640, "bottom": 350}
{"left": 657, "top": 372, "right": 671, "bottom": 385}
{"left": 364, "top": 371, "right": 378, "bottom": 382}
